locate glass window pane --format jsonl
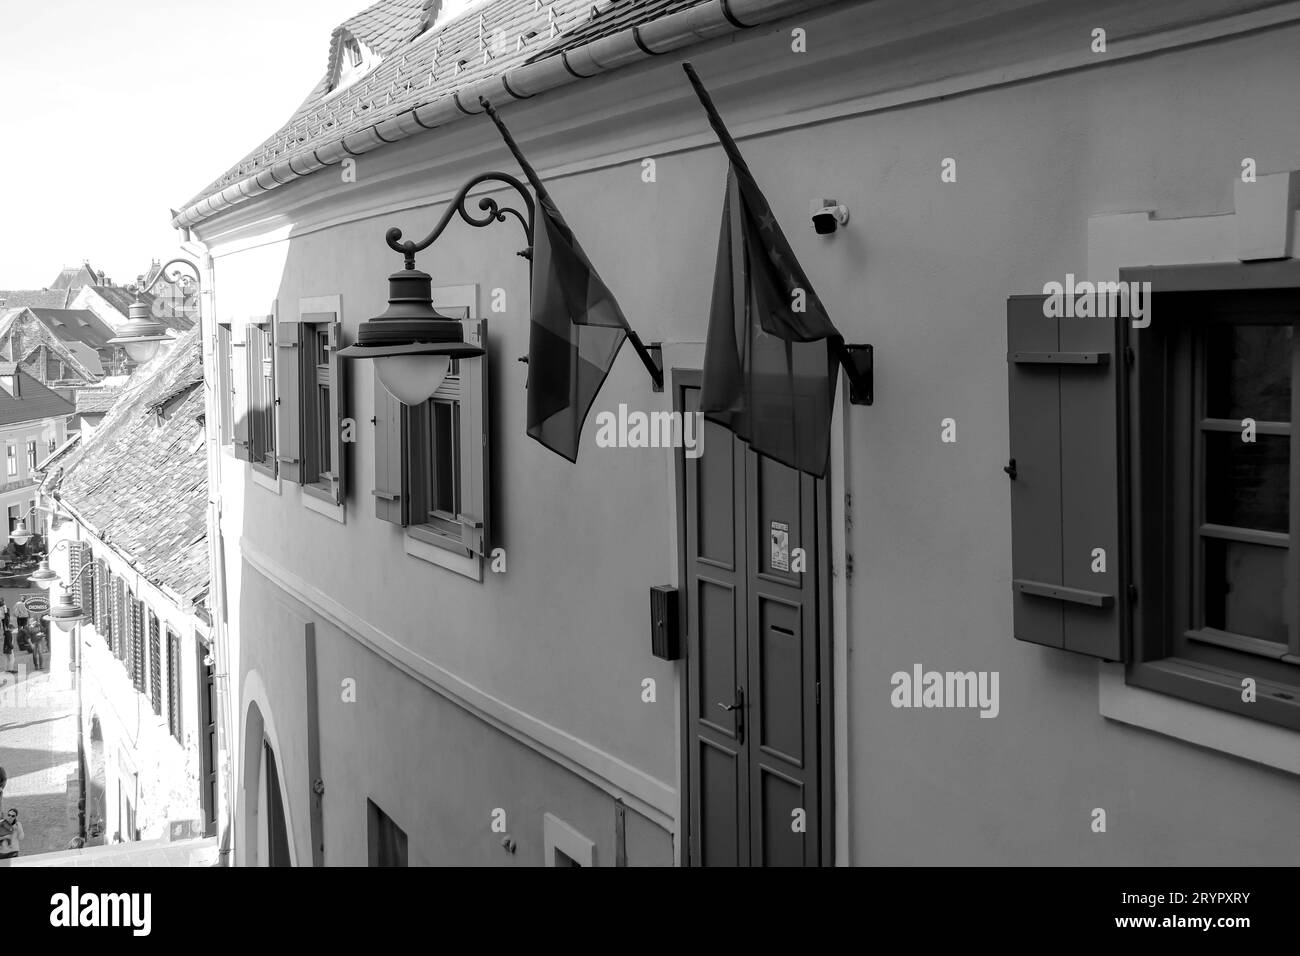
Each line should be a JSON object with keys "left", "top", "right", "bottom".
{"left": 429, "top": 401, "right": 459, "bottom": 516}
{"left": 1205, "top": 323, "right": 1291, "bottom": 421}
{"left": 1204, "top": 432, "right": 1289, "bottom": 533}
{"left": 1203, "top": 537, "right": 1289, "bottom": 642}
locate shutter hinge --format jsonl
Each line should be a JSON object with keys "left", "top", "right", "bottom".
{"left": 1128, "top": 584, "right": 1138, "bottom": 605}
{"left": 845, "top": 553, "right": 854, "bottom": 580}
{"left": 1125, "top": 346, "right": 1135, "bottom": 366}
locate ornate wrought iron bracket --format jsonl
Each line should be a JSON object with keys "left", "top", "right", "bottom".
{"left": 385, "top": 171, "right": 536, "bottom": 271}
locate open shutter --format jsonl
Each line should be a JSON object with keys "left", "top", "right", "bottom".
{"left": 215, "top": 325, "right": 233, "bottom": 445}
{"left": 327, "top": 322, "right": 346, "bottom": 504}
{"left": 1007, "top": 295, "right": 1125, "bottom": 660}
{"left": 276, "top": 321, "right": 303, "bottom": 483}
{"left": 232, "top": 327, "right": 250, "bottom": 461}
{"left": 458, "top": 319, "right": 490, "bottom": 555}
{"left": 373, "top": 373, "right": 409, "bottom": 525}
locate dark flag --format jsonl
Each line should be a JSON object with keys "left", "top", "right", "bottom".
{"left": 481, "top": 100, "right": 634, "bottom": 462}
{"left": 686, "top": 63, "right": 846, "bottom": 477}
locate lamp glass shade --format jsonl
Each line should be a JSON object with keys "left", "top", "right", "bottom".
{"left": 10, "top": 520, "right": 31, "bottom": 545}
{"left": 49, "top": 590, "right": 85, "bottom": 632}
{"left": 376, "top": 354, "right": 451, "bottom": 406}
{"left": 125, "top": 340, "right": 162, "bottom": 364}
{"left": 30, "top": 560, "right": 59, "bottom": 589}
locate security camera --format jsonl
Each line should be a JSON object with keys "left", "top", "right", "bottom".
{"left": 810, "top": 198, "right": 850, "bottom": 235}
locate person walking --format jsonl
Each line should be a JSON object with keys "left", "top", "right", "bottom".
{"left": 25, "top": 622, "right": 43, "bottom": 671}
{"left": 2, "top": 623, "right": 12, "bottom": 674}
{"left": 12, "top": 597, "right": 28, "bottom": 633}
{"left": 0, "top": 808, "right": 24, "bottom": 860}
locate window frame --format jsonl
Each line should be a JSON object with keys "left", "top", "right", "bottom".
{"left": 296, "top": 296, "right": 347, "bottom": 511}
{"left": 1123, "top": 263, "right": 1300, "bottom": 731}
{"left": 6, "top": 444, "right": 15, "bottom": 477}
{"left": 25, "top": 439, "right": 36, "bottom": 472}
{"left": 246, "top": 318, "right": 278, "bottom": 477}
{"left": 216, "top": 322, "right": 234, "bottom": 447}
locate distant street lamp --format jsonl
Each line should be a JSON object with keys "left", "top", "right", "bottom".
{"left": 29, "top": 539, "right": 78, "bottom": 589}
{"left": 43, "top": 560, "right": 94, "bottom": 633}
{"left": 8, "top": 505, "right": 44, "bottom": 546}
{"left": 109, "top": 258, "right": 201, "bottom": 364}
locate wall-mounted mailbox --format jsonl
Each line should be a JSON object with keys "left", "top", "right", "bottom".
{"left": 650, "top": 585, "right": 681, "bottom": 660}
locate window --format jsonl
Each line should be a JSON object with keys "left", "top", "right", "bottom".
{"left": 48, "top": 436, "right": 56, "bottom": 453}
{"left": 115, "top": 580, "right": 129, "bottom": 664}
{"left": 345, "top": 37, "right": 363, "bottom": 69}
{"left": 6, "top": 445, "right": 14, "bottom": 477}
{"left": 166, "top": 629, "right": 182, "bottom": 743}
{"left": 543, "top": 813, "right": 595, "bottom": 867}
{"left": 1130, "top": 287, "right": 1300, "bottom": 728}
{"left": 73, "top": 542, "right": 93, "bottom": 628}
{"left": 25, "top": 440, "right": 36, "bottom": 472}
{"left": 149, "top": 613, "right": 162, "bottom": 717}
{"left": 1006, "top": 275, "right": 1300, "bottom": 732}
{"left": 216, "top": 323, "right": 234, "bottom": 446}
{"left": 372, "top": 302, "right": 490, "bottom": 563}
{"left": 94, "top": 559, "right": 111, "bottom": 647}
{"left": 279, "top": 303, "right": 347, "bottom": 505}
{"left": 130, "top": 599, "right": 145, "bottom": 695}
{"left": 245, "top": 321, "right": 277, "bottom": 474}
{"left": 367, "top": 800, "right": 408, "bottom": 867}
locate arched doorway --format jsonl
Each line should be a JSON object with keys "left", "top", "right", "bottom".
{"left": 242, "top": 701, "right": 292, "bottom": 866}
{"left": 85, "top": 715, "right": 106, "bottom": 847}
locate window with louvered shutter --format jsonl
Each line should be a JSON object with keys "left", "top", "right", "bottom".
{"left": 77, "top": 544, "right": 94, "bottom": 625}
{"left": 167, "top": 629, "right": 182, "bottom": 743}
{"left": 149, "top": 613, "right": 162, "bottom": 716}
{"left": 131, "top": 600, "right": 145, "bottom": 694}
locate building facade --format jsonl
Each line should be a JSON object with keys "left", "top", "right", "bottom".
{"left": 40, "top": 330, "right": 221, "bottom": 848}
{"left": 0, "top": 367, "right": 70, "bottom": 551}
{"left": 179, "top": 0, "right": 1300, "bottom": 865}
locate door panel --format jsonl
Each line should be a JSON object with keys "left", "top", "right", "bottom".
{"left": 681, "top": 379, "right": 827, "bottom": 867}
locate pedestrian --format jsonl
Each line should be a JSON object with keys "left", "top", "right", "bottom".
{"left": 12, "top": 597, "right": 28, "bottom": 632}
{"left": 25, "top": 623, "right": 43, "bottom": 672}
{"left": 1, "top": 623, "right": 12, "bottom": 673}
{"left": 0, "top": 766, "right": 7, "bottom": 814}
{"left": 0, "top": 597, "right": 9, "bottom": 632}
{"left": 0, "top": 808, "right": 23, "bottom": 860}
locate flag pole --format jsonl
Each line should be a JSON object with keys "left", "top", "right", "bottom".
{"left": 480, "top": 97, "right": 664, "bottom": 391}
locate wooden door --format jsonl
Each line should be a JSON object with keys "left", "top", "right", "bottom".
{"left": 680, "top": 378, "right": 830, "bottom": 866}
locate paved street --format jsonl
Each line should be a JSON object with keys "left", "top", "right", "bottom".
{"left": 0, "top": 628, "right": 81, "bottom": 859}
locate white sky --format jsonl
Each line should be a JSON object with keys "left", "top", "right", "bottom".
{"left": 0, "top": 0, "right": 367, "bottom": 288}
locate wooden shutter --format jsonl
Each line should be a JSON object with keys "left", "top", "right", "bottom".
{"left": 167, "top": 630, "right": 182, "bottom": 742}
{"left": 1006, "top": 295, "right": 1126, "bottom": 661}
{"left": 326, "top": 322, "right": 346, "bottom": 504}
{"left": 458, "top": 319, "right": 490, "bottom": 555}
{"left": 76, "top": 543, "right": 94, "bottom": 624}
{"left": 216, "top": 325, "right": 233, "bottom": 445}
{"left": 131, "top": 599, "right": 145, "bottom": 694}
{"left": 276, "top": 321, "right": 303, "bottom": 483}
{"left": 373, "top": 372, "right": 409, "bottom": 525}
{"left": 149, "top": 613, "right": 162, "bottom": 716}
{"left": 232, "top": 325, "right": 251, "bottom": 461}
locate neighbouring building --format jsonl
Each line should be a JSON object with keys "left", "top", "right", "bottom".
{"left": 0, "top": 261, "right": 110, "bottom": 312}
{"left": 0, "top": 365, "right": 71, "bottom": 551}
{"left": 175, "top": 0, "right": 1300, "bottom": 865}
{"left": 40, "top": 329, "right": 221, "bottom": 848}
{"left": 0, "top": 308, "right": 104, "bottom": 389}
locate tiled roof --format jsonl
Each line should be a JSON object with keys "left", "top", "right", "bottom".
{"left": 0, "top": 309, "right": 101, "bottom": 384}
{"left": 182, "top": 0, "right": 717, "bottom": 214}
{"left": 0, "top": 289, "right": 76, "bottom": 310}
{"left": 524, "top": 0, "right": 704, "bottom": 59}
{"left": 74, "top": 388, "right": 122, "bottom": 414}
{"left": 0, "top": 366, "right": 75, "bottom": 427}
{"left": 54, "top": 330, "right": 208, "bottom": 603}
{"left": 89, "top": 286, "right": 196, "bottom": 332}
{"left": 48, "top": 264, "right": 101, "bottom": 292}
{"left": 27, "top": 309, "right": 117, "bottom": 352}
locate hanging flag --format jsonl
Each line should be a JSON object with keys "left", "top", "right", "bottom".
{"left": 480, "top": 100, "right": 641, "bottom": 463}
{"left": 685, "top": 63, "right": 847, "bottom": 477}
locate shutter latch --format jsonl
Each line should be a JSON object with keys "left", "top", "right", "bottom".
{"left": 1003, "top": 458, "right": 1017, "bottom": 480}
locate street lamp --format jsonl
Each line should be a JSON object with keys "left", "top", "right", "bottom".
{"left": 109, "top": 258, "right": 201, "bottom": 365}
{"left": 336, "top": 99, "right": 664, "bottom": 398}
{"left": 41, "top": 559, "right": 94, "bottom": 633}
{"left": 29, "top": 539, "right": 79, "bottom": 589}
{"left": 8, "top": 505, "right": 43, "bottom": 546}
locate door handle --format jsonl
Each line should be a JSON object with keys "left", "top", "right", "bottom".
{"left": 717, "top": 688, "right": 745, "bottom": 744}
